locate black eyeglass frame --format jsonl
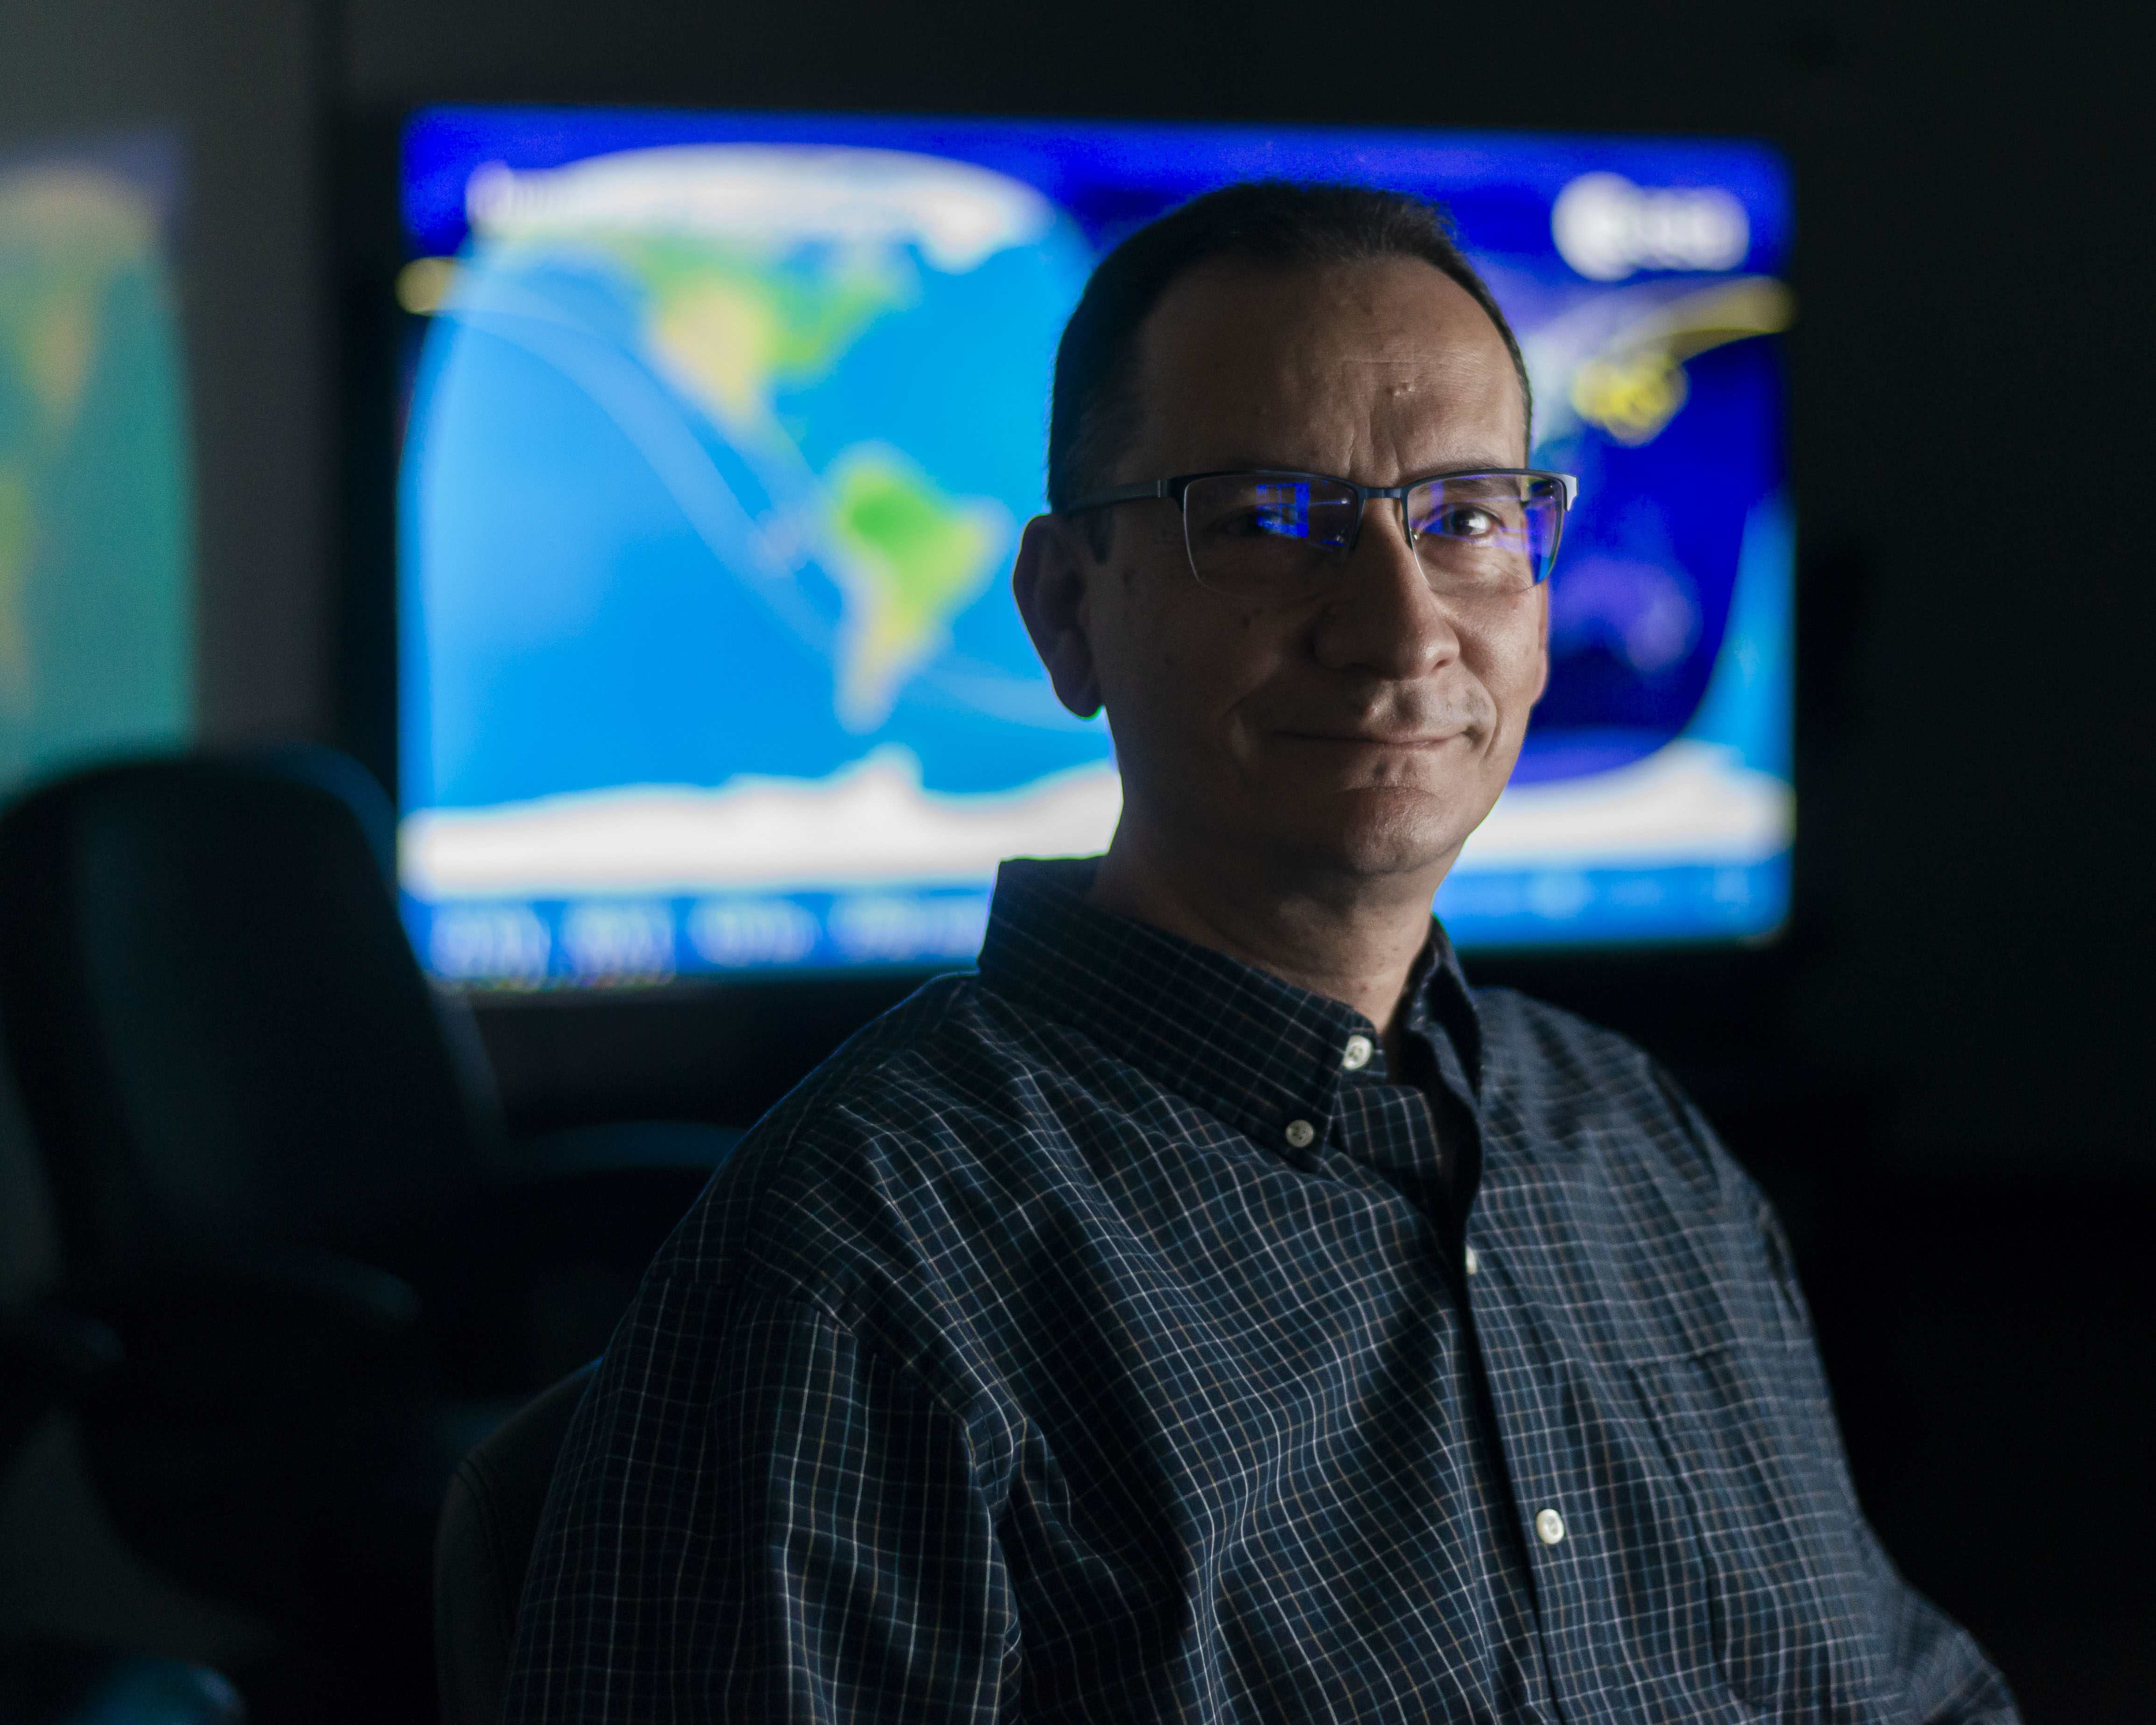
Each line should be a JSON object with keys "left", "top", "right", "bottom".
{"left": 1060, "top": 466, "right": 1582, "bottom": 587}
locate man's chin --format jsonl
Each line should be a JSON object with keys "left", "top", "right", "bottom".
{"left": 1265, "top": 786, "right": 1483, "bottom": 886}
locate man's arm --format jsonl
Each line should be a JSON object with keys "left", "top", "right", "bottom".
{"left": 1640, "top": 1056, "right": 2021, "bottom": 1723}
{"left": 1744, "top": 1191, "right": 2020, "bottom": 1724}
{"left": 1873, "top": 1566, "right": 2021, "bottom": 1725}
{"left": 500, "top": 1272, "right": 1017, "bottom": 1724}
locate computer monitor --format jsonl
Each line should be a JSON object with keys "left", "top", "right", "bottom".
{"left": 396, "top": 108, "right": 1791, "bottom": 986}
{"left": 0, "top": 131, "right": 190, "bottom": 796}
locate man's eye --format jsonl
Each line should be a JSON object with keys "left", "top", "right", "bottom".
{"left": 1433, "top": 505, "right": 1500, "bottom": 539}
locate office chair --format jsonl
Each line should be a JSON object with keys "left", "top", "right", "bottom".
{"left": 0, "top": 749, "right": 732, "bottom": 1714}
{"left": 433, "top": 1361, "right": 597, "bottom": 1725}
{"left": 0, "top": 1299, "right": 247, "bottom": 1725}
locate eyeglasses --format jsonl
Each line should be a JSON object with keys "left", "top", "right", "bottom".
{"left": 1062, "top": 468, "right": 1579, "bottom": 602}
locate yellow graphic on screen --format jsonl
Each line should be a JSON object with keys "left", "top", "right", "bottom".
{"left": 1567, "top": 276, "right": 1792, "bottom": 447}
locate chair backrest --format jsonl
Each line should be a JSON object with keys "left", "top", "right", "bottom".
{"left": 0, "top": 752, "right": 491, "bottom": 1290}
{"left": 434, "top": 1362, "right": 598, "bottom": 1725}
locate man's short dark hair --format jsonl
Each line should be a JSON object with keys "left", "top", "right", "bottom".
{"left": 1046, "top": 181, "right": 1533, "bottom": 548}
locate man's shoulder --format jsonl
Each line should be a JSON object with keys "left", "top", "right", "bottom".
{"left": 648, "top": 970, "right": 1101, "bottom": 1308}
{"left": 1472, "top": 984, "right": 1663, "bottom": 1100}
{"left": 1470, "top": 984, "right": 1756, "bottom": 1216}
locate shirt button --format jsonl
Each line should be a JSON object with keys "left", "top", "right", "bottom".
{"left": 1535, "top": 1507, "right": 1566, "bottom": 1546}
{"left": 1284, "top": 1118, "right": 1316, "bottom": 1149}
{"left": 1463, "top": 1246, "right": 1481, "bottom": 1276}
{"left": 1340, "top": 1034, "right": 1373, "bottom": 1071}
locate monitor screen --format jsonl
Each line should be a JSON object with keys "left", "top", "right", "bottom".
{"left": 396, "top": 108, "right": 1791, "bottom": 986}
{"left": 0, "top": 131, "right": 191, "bottom": 795}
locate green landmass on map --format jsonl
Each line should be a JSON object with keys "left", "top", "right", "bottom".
{"left": 825, "top": 445, "right": 1006, "bottom": 728}
{"left": 574, "top": 232, "right": 1009, "bottom": 730}
{"left": 608, "top": 235, "right": 914, "bottom": 435}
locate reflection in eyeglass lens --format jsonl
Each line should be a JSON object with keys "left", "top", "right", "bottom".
{"left": 1411, "top": 479, "right": 1563, "bottom": 594}
{"left": 1187, "top": 473, "right": 1563, "bottom": 598}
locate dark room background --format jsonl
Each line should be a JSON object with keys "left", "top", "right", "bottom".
{"left": 0, "top": 0, "right": 2148, "bottom": 1717}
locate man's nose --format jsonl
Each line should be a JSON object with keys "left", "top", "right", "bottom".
{"left": 1309, "top": 499, "right": 1460, "bottom": 677}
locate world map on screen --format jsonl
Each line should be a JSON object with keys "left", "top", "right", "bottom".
{"left": 481, "top": 154, "right": 1024, "bottom": 733}
{"left": 403, "top": 146, "right": 1126, "bottom": 978}
{"left": 398, "top": 115, "right": 1794, "bottom": 982}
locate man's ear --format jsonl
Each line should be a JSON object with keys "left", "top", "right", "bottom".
{"left": 1013, "top": 513, "right": 1104, "bottom": 719}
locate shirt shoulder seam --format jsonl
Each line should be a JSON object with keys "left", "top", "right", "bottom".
{"left": 644, "top": 1263, "right": 994, "bottom": 1456}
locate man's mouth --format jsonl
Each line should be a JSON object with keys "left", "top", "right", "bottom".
{"left": 1276, "top": 728, "right": 1470, "bottom": 749}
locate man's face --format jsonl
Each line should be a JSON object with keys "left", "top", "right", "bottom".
{"left": 1020, "top": 255, "right": 1547, "bottom": 896}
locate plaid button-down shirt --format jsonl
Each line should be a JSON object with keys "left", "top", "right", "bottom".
{"left": 503, "top": 857, "right": 2015, "bottom": 1724}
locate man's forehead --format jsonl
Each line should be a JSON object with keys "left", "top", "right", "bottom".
{"left": 1145, "top": 255, "right": 1500, "bottom": 361}
{"left": 1127, "top": 255, "right": 1524, "bottom": 468}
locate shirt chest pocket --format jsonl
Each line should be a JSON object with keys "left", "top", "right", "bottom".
{"left": 1624, "top": 1337, "right": 1882, "bottom": 1710}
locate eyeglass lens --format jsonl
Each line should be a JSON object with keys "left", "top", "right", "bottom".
{"left": 1180, "top": 473, "right": 1565, "bottom": 600}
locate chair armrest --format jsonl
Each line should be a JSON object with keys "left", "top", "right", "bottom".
{"left": 496, "top": 1120, "right": 742, "bottom": 1187}
{"left": 73, "top": 1251, "right": 426, "bottom": 1417}
{"left": 0, "top": 1302, "right": 124, "bottom": 1455}
{"left": 0, "top": 1303, "right": 125, "bottom": 1387}
{"left": 215, "top": 1248, "right": 424, "bottom": 1335}
{"left": 489, "top": 1121, "right": 741, "bottom": 1252}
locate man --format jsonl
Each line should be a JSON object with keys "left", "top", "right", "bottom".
{"left": 502, "top": 183, "right": 2015, "bottom": 1722}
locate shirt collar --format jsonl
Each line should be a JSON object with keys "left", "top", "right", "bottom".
{"left": 975, "top": 857, "right": 1484, "bottom": 1168}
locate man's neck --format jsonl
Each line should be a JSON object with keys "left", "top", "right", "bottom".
{"left": 1088, "top": 827, "right": 1448, "bottom": 1068}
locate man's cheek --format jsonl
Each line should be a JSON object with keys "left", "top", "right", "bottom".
{"left": 1524, "top": 592, "right": 1552, "bottom": 705}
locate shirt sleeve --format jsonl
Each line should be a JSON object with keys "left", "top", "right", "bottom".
{"left": 1749, "top": 1196, "right": 2021, "bottom": 1725}
{"left": 498, "top": 1272, "right": 1018, "bottom": 1725}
